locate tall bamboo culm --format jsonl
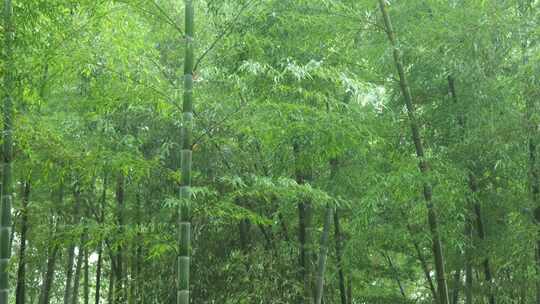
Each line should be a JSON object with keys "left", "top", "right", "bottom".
{"left": 377, "top": 1, "right": 450, "bottom": 303}
{"left": 178, "top": 0, "right": 195, "bottom": 303}
{"left": 0, "top": 0, "right": 14, "bottom": 303}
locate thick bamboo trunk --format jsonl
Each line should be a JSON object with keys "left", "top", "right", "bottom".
{"left": 15, "top": 182, "right": 30, "bottom": 304}
{"left": 178, "top": 1, "right": 195, "bottom": 304}
{"left": 0, "top": 0, "right": 15, "bottom": 302}
{"left": 377, "top": 2, "right": 450, "bottom": 303}
{"left": 315, "top": 206, "right": 333, "bottom": 304}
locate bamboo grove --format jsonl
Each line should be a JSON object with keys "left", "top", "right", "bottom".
{"left": 0, "top": 0, "right": 539, "bottom": 303}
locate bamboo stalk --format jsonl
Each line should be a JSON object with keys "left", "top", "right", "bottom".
{"left": 377, "top": 2, "right": 450, "bottom": 303}
{"left": 315, "top": 206, "right": 333, "bottom": 304}
{"left": 178, "top": 1, "right": 195, "bottom": 303}
{"left": 0, "top": 0, "right": 14, "bottom": 302}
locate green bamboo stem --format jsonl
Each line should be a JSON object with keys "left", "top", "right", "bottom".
{"left": 178, "top": 0, "right": 195, "bottom": 303}
{"left": 15, "top": 182, "right": 30, "bottom": 304}
{"left": 377, "top": 1, "right": 450, "bottom": 304}
{"left": 0, "top": 0, "right": 14, "bottom": 302}
{"left": 314, "top": 206, "right": 333, "bottom": 304}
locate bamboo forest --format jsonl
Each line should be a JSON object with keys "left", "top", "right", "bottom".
{"left": 2, "top": 0, "right": 540, "bottom": 303}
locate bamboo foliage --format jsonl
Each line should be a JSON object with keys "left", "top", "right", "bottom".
{"left": 1, "top": 1, "right": 540, "bottom": 303}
